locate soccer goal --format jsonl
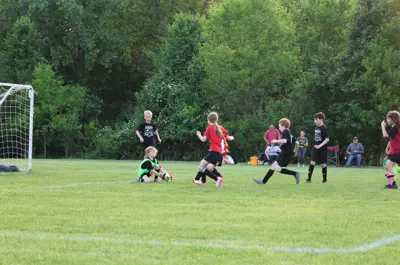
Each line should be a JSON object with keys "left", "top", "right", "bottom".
{"left": 0, "top": 83, "right": 34, "bottom": 173}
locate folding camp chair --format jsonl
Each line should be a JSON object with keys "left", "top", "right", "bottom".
{"left": 327, "top": 146, "right": 339, "bottom": 166}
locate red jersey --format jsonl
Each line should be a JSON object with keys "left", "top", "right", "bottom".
{"left": 204, "top": 124, "right": 228, "bottom": 154}
{"left": 388, "top": 127, "right": 400, "bottom": 155}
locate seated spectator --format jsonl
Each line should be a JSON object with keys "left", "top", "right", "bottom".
{"left": 264, "top": 142, "right": 281, "bottom": 165}
{"left": 345, "top": 137, "right": 364, "bottom": 167}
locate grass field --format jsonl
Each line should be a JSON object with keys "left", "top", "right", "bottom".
{"left": 0, "top": 159, "right": 399, "bottom": 265}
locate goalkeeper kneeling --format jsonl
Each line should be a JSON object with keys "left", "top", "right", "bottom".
{"left": 136, "top": 147, "right": 172, "bottom": 183}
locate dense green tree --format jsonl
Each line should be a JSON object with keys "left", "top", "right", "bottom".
{"left": 199, "top": 0, "right": 299, "bottom": 157}
{"left": 0, "top": 16, "right": 43, "bottom": 83}
{"left": 32, "top": 63, "right": 86, "bottom": 157}
{"left": 0, "top": 0, "right": 399, "bottom": 162}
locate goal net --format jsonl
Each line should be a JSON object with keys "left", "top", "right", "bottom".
{"left": 0, "top": 83, "right": 34, "bottom": 173}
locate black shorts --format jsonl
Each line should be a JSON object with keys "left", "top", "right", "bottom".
{"left": 388, "top": 154, "right": 400, "bottom": 164}
{"left": 204, "top": 151, "right": 223, "bottom": 166}
{"left": 277, "top": 154, "right": 291, "bottom": 167}
{"left": 138, "top": 171, "right": 151, "bottom": 182}
{"left": 311, "top": 147, "right": 327, "bottom": 164}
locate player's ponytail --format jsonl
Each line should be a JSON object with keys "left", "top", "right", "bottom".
{"left": 207, "top": 112, "right": 224, "bottom": 138}
{"left": 387, "top": 111, "right": 400, "bottom": 128}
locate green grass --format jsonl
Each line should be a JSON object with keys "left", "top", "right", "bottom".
{"left": 0, "top": 159, "right": 399, "bottom": 265}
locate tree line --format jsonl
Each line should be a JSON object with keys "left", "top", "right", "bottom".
{"left": 0, "top": 0, "right": 399, "bottom": 164}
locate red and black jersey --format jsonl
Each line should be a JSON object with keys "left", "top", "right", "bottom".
{"left": 204, "top": 124, "right": 228, "bottom": 154}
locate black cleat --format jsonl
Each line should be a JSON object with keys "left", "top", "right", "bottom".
{"left": 392, "top": 181, "right": 398, "bottom": 189}
{"left": 304, "top": 178, "right": 311, "bottom": 183}
{"left": 322, "top": 179, "right": 327, "bottom": 183}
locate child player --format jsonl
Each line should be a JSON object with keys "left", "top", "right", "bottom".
{"left": 137, "top": 147, "right": 171, "bottom": 183}
{"left": 192, "top": 112, "right": 234, "bottom": 187}
{"left": 136, "top": 110, "right": 161, "bottom": 150}
{"left": 253, "top": 118, "right": 300, "bottom": 185}
{"left": 381, "top": 110, "right": 400, "bottom": 189}
{"left": 305, "top": 112, "right": 329, "bottom": 183}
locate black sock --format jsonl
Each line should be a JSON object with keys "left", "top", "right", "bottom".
{"left": 308, "top": 165, "right": 315, "bottom": 179}
{"left": 322, "top": 167, "right": 327, "bottom": 180}
{"left": 281, "top": 168, "right": 296, "bottom": 176}
{"left": 203, "top": 169, "right": 218, "bottom": 181}
{"left": 212, "top": 168, "right": 222, "bottom": 177}
{"left": 195, "top": 171, "right": 203, "bottom": 181}
{"left": 201, "top": 174, "right": 206, "bottom": 183}
{"left": 262, "top": 169, "right": 275, "bottom": 183}
{"left": 155, "top": 168, "right": 160, "bottom": 180}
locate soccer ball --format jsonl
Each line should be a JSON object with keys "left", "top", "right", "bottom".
{"left": 164, "top": 172, "right": 173, "bottom": 183}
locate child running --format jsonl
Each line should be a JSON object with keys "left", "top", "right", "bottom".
{"left": 137, "top": 146, "right": 171, "bottom": 183}
{"left": 193, "top": 112, "right": 234, "bottom": 187}
{"left": 253, "top": 118, "right": 300, "bottom": 185}
{"left": 381, "top": 110, "right": 400, "bottom": 189}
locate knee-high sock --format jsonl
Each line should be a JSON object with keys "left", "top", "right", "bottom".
{"left": 202, "top": 168, "right": 218, "bottom": 181}
{"left": 308, "top": 165, "right": 315, "bottom": 179}
{"left": 212, "top": 168, "right": 222, "bottom": 177}
{"left": 322, "top": 167, "right": 327, "bottom": 180}
{"left": 281, "top": 168, "right": 296, "bottom": 176}
{"left": 195, "top": 171, "right": 203, "bottom": 181}
{"left": 262, "top": 169, "right": 275, "bottom": 183}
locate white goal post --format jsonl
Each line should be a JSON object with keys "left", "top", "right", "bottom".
{"left": 0, "top": 83, "right": 34, "bottom": 173}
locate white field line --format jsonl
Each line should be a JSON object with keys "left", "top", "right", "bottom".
{"left": 0, "top": 231, "right": 399, "bottom": 254}
{"left": 21, "top": 176, "right": 193, "bottom": 189}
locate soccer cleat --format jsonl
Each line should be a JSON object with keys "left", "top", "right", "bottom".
{"left": 392, "top": 182, "right": 398, "bottom": 189}
{"left": 215, "top": 177, "right": 223, "bottom": 187}
{"left": 384, "top": 184, "right": 393, "bottom": 189}
{"left": 294, "top": 171, "right": 300, "bottom": 184}
{"left": 304, "top": 178, "right": 311, "bottom": 183}
{"left": 136, "top": 177, "right": 141, "bottom": 182}
{"left": 253, "top": 177, "right": 264, "bottom": 185}
{"left": 192, "top": 180, "right": 203, "bottom": 185}
{"left": 322, "top": 179, "right": 327, "bottom": 183}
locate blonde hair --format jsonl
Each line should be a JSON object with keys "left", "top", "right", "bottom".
{"left": 387, "top": 111, "right": 400, "bottom": 128}
{"left": 207, "top": 112, "right": 224, "bottom": 138}
{"left": 207, "top": 112, "right": 229, "bottom": 152}
{"left": 144, "top": 110, "right": 153, "bottom": 118}
{"left": 144, "top": 146, "right": 157, "bottom": 159}
{"left": 278, "top": 118, "right": 291, "bottom": 129}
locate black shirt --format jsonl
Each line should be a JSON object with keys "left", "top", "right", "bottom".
{"left": 141, "top": 158, "right": 158, "bottom": 171}
{"left": 314, "top": 125, "right": 328, "bottom": 146}
{"left": 280, "top": 129, "right": 293, "bottom": 156}
{"left": 137, "top": 122, "right": 157, "bottom": 146}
